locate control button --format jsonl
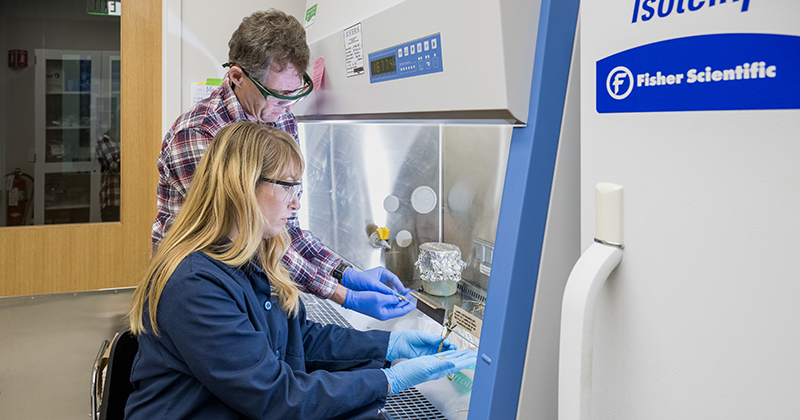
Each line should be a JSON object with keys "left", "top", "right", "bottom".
{"left": 425, "top": 54, "right": 431, "bottom": 69}
{"left": 432, "top": 38, "right": 438, "bottom": 49}
{"left": 410, "top": 44, "right": 415, "bottom": 55}
{"left": 398, "top": 48, "right": 403, "bottom": 58}
{"left": 417, "top": 56, "right": 424, "bottom": 72}
{"left": 264, "top": 301, "right": 272, "bottom": 310}
{"left": 433, "top": 52, "right": 440, "bottom": 68}
{"left": 417, "top": 43, "right": 422, "bottom": 53}
{"left": 424, "top": 41, "right": 430, "bottom": 51}
{"left": 404, "top": 46, "right": 409, "bottom": 56}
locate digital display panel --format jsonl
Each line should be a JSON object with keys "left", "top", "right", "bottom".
{"left": 370, "top": 55, "right": 396, "bottom": 76}
{"left": 368, "top": 33, "right": 442, "bottom": 84}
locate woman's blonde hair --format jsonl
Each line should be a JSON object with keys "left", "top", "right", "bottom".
{"left": 129, "top": 122, "right": 305, "bottom": 335}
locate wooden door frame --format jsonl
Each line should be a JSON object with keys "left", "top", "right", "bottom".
{"left": 0, "top": 0, "right": 160, "bottom": 296}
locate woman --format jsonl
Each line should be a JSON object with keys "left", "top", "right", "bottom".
{"left": 126, "top": 122, "right": 476, "bottom": 419}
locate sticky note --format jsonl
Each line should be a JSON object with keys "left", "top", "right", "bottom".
{"left": 312, "top": 57, "right": 325, "bottom": 90}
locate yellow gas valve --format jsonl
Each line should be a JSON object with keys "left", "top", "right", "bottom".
{"left": 377, "top": 227, "right": 390, "bottom": 240}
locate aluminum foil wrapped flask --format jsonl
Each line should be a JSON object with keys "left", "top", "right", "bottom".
{"left": 415, "top": 242, "right": 467, "bottom": 296}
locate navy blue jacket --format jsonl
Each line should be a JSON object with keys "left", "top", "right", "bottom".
{"left": 125, "top": 251, "right": 391, "bottom": 419}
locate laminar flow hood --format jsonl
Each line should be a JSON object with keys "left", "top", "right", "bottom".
{"left": 293, "top": 0, "right": 542, "bottom": 125}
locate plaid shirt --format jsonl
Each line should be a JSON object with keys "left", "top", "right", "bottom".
{"left": 96, "top": 133, "right": 120, "bottom": 209}
{"left": 152, "top": 75, "right": 340, "bottom": 298}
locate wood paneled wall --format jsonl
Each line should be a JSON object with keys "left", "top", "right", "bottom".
{"left": 0, "top": 0, "right": 161, "bottom": 297}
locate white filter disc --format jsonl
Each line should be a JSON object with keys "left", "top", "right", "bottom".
{"left": 411, "top": 186, "right": 437, "bottom": 214}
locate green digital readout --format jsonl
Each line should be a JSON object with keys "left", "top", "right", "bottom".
{"left": 370, "top": 56, "right": 396, "bottom": 76}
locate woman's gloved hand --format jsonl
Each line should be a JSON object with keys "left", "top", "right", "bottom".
{"left": 342, "top": 266, "right": 411, "bottom": 297}
{"left": 387, "top": 330, "right": 456, "bottom": 362}
{"left": 342, "top": 289, "right": 415, "bottom": 321}
{"left": 382, "top": 349, "right": 478, "bottom": 395}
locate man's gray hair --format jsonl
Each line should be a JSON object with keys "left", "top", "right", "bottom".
{"left": 228, "top": 9, "right": 310, "bottom": 80}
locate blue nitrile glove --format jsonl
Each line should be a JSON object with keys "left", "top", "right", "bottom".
{"left": 342, "top": 289, "right": 415, "bottom": 321}
{"left": 382, "top": 349, "right": 478, "bottom": 395}
{"left": 386, "top": 330, "right": 457, "bottom": 362}
{"left": 342, "top": 266, "right": 411, "bottom": 297}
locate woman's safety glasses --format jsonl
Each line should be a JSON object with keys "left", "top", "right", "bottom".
{"left": 241, "top": 67, "right": 313, "bottom": 108}
{"left": 260, "top": 177, "right": 302, "bottom": 204}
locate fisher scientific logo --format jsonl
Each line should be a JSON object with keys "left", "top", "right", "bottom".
{"left": 606, "top": 66, "right": 634, "bottom": 100}
{"left": 606, "top": 61, "right": 777, "bottom": 101}
{"left": 596, "top": 33, "right": 800, "bottom": 113}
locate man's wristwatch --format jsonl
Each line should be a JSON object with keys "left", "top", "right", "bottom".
{"left": 331, "top": 261, "right": 352, "bottom": 282}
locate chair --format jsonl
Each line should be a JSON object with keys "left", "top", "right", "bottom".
{"left": 92, "top": 329, "right": 138, "bottom": 420}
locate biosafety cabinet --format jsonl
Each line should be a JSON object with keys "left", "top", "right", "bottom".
{"left": 292, "top": 0, "right": 581, "bottom": 418}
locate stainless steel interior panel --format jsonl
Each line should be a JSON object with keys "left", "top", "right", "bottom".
{"left": 442, "top": 125, "right": 512, "bottom": 291}
{"left": 301, "top": 123, "right": 440, "bottom": 289}
{"left": 0, "top": 288, "right": 133, "bottom": 420}
{"left": 299, "top": 123, "right": 511, "bottom": 295}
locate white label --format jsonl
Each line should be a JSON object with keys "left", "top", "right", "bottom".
{"left": 343, "top": 23, "right": 364, "bottom": 77}
{"left": 107, "top": 2, "right": 121, "bottom": 16}
{"left": 190, "top": 83, "right": 217, "bottom": 108}
{"left": 9, "top": 188, "right": 19, "bottom": 206}
{"left": 479, "top": 262, "right": 491, "bottom": 277}
{"left": 51, "top": 145, "right": 64, "bottom": 157}
{"left": 452, "top": 305, "right": 482, "bottom": 338}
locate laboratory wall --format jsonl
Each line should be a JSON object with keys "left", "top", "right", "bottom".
{"left": 581, "top": 1, "right": 800, "bottom": 419}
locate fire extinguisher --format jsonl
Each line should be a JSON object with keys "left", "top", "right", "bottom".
{"left": 6, "top": 168, "right": 34, "bottom": 226}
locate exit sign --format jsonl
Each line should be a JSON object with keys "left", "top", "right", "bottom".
{"left": 87, "top": 1, "right": 121, "bottom": 16}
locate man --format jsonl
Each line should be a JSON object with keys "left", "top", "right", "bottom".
{"left": 152, "top": 9, "right": 413, "bottom": 320}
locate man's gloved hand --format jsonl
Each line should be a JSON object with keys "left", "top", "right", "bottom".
{"left": 342, "top": 266, "right": 411, "bottom": 298}
{"left": 342, "top": 289, "right": 415, "bottom": 321}
{"left": 386, "top": 330, "right": 456, "bottom": 362}
{"left": 382, "top": 349, "right": 478, "bottom": 395}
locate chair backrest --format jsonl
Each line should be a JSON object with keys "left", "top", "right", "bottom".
{"left": 99, "top": 329, "right": 138, "bottom": 420}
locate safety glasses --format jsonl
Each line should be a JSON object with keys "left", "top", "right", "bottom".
{"left": 241, "top": 67, "right": 313, "bottom": 107}
{"left": 260, "top": 177, "right": 302, "bottom": 204}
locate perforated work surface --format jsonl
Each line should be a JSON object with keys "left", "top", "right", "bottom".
{"left": 382, "top": 387, "right": 447, "bottom": 419}
{"left": 301, "top": 294, "right": 448, "bottom": 420}
{"left": 301, "top": 293, "right": 353, "bottom": 328}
